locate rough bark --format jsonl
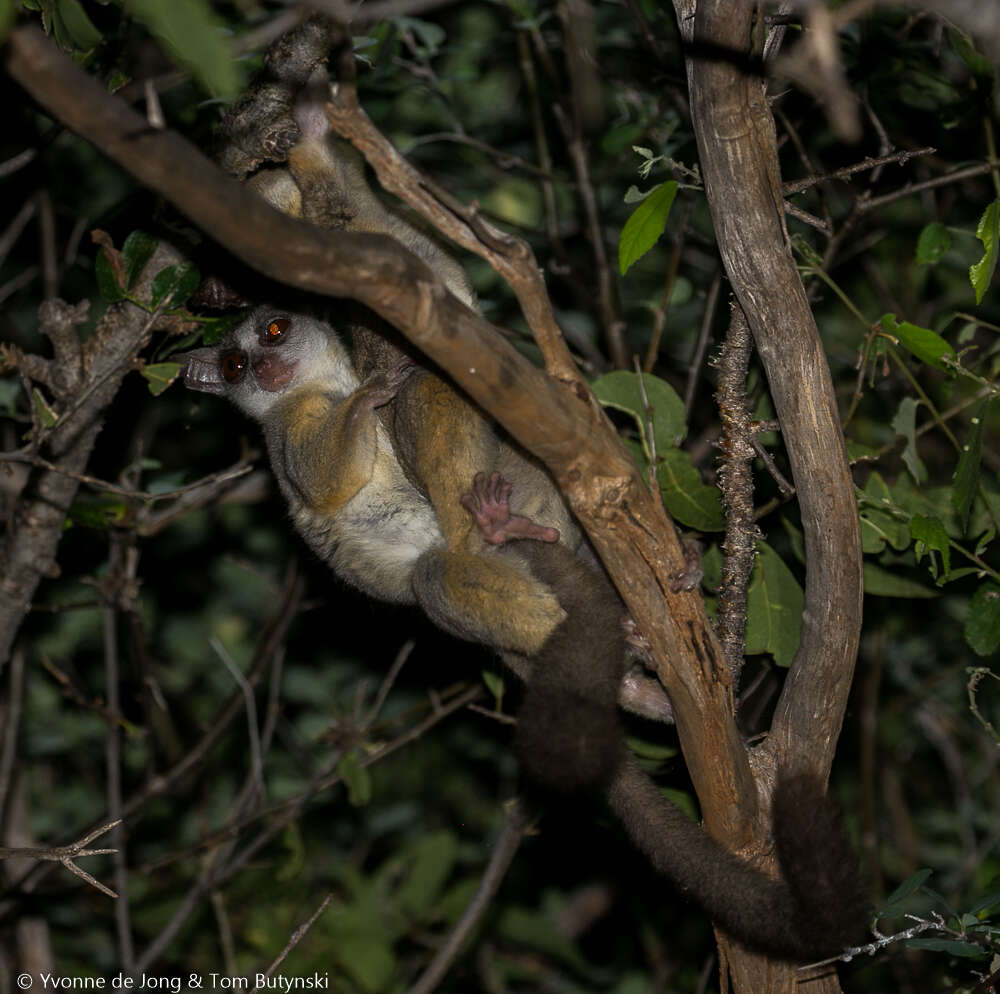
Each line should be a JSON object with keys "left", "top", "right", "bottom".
{"left": 0, "top": 248, "right": 182, "bottom": 666}
{"left": 676, "top": 1, "right": 865, "bottom": 989}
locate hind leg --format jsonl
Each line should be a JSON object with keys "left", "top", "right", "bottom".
{"left": 412, "top": 544, "right": 566, "bottom": 655}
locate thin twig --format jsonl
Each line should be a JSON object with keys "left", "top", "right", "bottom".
{"left": 552, "top": 100, "right": 626, "bottom": 369}
{"left": 37, "top": 189, "right": 58, "bottom": 299}
{"left": 466, "top": 704, "right": 516, "bottom": 725}
{"left": 684, "top": 269, "right": 721, "bottom": 416}
{"left": 643, "top": 201, "right": 691, "bottom": 372}
{"left": 633, "top": 357, "right": 659, "bottom": 492}
{"left": 365, "top": 639, "right": 415, "bottom": 727}
{"left": 323, "top": 52, "right": 582, "bottom": 381}
{"left": 858, "top": 161, "right": 1000, "bottom": 214}
{"left": 784, "top": 201, "right": 832, "bottom": 234}
{"left": 0, "top": 198, "right": 37, "bottom": 267}
{"left": 135, "top": 685, "right": 482, "bottom": 973}
{"left": 252, "top": 894, "right": 335, "bottom": 992}
{"left": 751, "top": 437, "right": 793, "bottom": 496}
{"left": 0, "top": 820, "right": 122, "bottom": 899}
{"left": 211, "top": 637, "right": 266, "bottom": 803}
{"left": 0, "top": 451, "right": 254, "bottom": 504}
{"left": 784, "top": 147, "right": 936, "bottom": 195}
{"left": 0, "top": 646, "right": 25, "bottom": 819}
{"left": 0, "top": 148, "right": 37, "bottom": 180}
{"left": 7, "top": 566, "right": 306, "bottom": 905}
{"left": 405, "top": 132, "right": 557, "bottom": 182}
{"left": 103, "top": 532, "right": 134, "bottom": 965}
{"left": 512, "top": 29, "right": 566, "bottom": 257}
{"left": 406, "top": 800, "right": 531, "bottom": 994}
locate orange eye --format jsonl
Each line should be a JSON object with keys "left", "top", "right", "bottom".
{"left": 220, "top": 350, "right": 247, "bottom": 383}
{"left": 262, "top": 316, "right": 290, "bottom": 345}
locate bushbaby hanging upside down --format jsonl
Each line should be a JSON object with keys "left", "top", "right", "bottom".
{"left": 178, "top": 29, "right": 867, "bottom": 958}
{"left": 176, "top": 306, "right": 865, "bottom": 960}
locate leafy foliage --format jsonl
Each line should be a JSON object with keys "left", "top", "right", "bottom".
{"left": 1, "top": 3, "right": 1000, "bottom": 993}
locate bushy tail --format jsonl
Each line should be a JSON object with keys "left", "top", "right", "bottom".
{"left": 608, "top": 758, "right": 868, "bottom": 960}
{"left": 509, "top": 542, "right": 627, "bottom": 791}
{"left": 509, "top": 540, "right": 867, "bottom": 960}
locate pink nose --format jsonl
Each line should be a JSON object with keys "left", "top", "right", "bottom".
{"left": 252, "top": 355, "right": 293, "bottom": 391}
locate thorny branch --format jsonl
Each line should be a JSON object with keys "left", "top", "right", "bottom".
{"left": 0, "top": 273, "right": 180, "bottom": 667}
{"left": 713, "top": 303, "right": 760, "bottom": 678}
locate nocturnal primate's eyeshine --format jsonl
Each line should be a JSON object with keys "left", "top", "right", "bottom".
{"left": 176, "top": 33, "right": 868, "bottom": 960}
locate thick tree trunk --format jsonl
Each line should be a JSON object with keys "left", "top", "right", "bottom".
{"left": 676, "top": 2, "right": 865, "bottom": 990}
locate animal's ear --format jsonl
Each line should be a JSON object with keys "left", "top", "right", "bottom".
{"left": 173, "top": 348, "right": 227, "bottom": 395}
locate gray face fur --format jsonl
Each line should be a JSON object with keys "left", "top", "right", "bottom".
{"left": 175, "top": 308, "right": 358, "bottom": 421}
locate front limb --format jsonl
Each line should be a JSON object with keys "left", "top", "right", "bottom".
{"left": 275, "top": 361, "right": 412, "bottom": 516}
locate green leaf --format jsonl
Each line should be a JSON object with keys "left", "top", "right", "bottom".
{"left": 481, "top": 668, "right": 505, "bottom": 707}
{"left": 140, "top": 361, "right": 181, "bottom": 396}
{"left": 122, "top": 230, "right": 158, "bottom": 290}
{"left": 498, "top": 907, "right": 591, "bottom": 973}
{"left": 744, "top": 541, "right": 803, "bottom": 667}
{"left": 150, "top": 262, "right": 200, "bottom": 309}
{"left": 625, "top": 736, "right": 678, "bottom": 762}
{"left": 915, "top": 221, "right": 951, "bottom": 264}
{"left": 395, "top": 16, "right": 446, "bottom": 56}
{"left": 780, "top": 515, "right": 806, "bottom": 565}
{"left": 700, "top": 542, "right": 721, "bottom": 591}
{"left": 949, "top": 28, "right": 995, "bottom": 81}
{"left": 846, "top": 440, "right": 878, "bottom": 464}
{"left": 95, "top": 251, "right": 125, "bottom": 302}
{"left": 336, "top": 752, "right": 372, "bottom": 807}
{"left": 200, "top": 313, "right": 243, "bottom": 346}
{"left": 863, "top": 563, "right": 938, "bottom": 599}
{"left": 331, "top": 929, "right": 395, "bottom": 992}
{"left": 395, "top": 830, "right": 457, "bottom": 917}
{"left": 0, "top": 0, "right": 14, "bottom": 40}
{"left": 56, "top": 0, "right": 102, "bottom": 51}
{"left": 658, "top": 786, "right": 699, "bottom": 822}
{"left": 618, "top": 180, "right": 678, "bottom": 275}
{"left": 965, "top": 581, "right": 1000, "bottom": 656}
{"left": 31, "top": 388, "right": 59, "bottom": 428}
{"left": 600, "top": 123, "right": 646, "bottom": 156}
{"left": 859, "top": 475, "right": 910, "bottom": 553}
{"left": 970, "top": 200, "right": 1000, "bottom": 305}
{"left": 952, "top": 399, "right": 988, "bottom": 534}
{"left": 880, "top": 314, "right": 956, "bottom": 372}
{"left": 976, "top": 527, "right": 996, "bottom": 557}
{"left": 881, "top": 868, "right": 934, "bottom": 911}
{"left": 968, "top": 891, "right": 1000, "bottom": 917}
{"left": 145, "top": 471, "right": 187, "bottom": 495}
{"left": 906, "top": 938, "right": 986, "bottom": 957}
{"left": 276, "top": 822, "right": 305, "bottom": 882}
{"left": 910, "top": 514, "right": 951, "bottom": 579}
{"left": 656, "top": 448, "right": 725, "bottom": 531}
{"left": 592, "top": 369, "right": 687, "bottom": 452}
{"left": 891, "top": 397, "right": 927, "bottom": 484}
{"left": 0, "top": 377, "right": 20, "bottom": 417}
{"left": 67, "top": 495, "right": 128, "bottom": 530}
{"left": 124, "top": 0, "right": 241, "bottom": 97}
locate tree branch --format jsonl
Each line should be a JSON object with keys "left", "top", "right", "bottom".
{"left": 0, "top": 263, "right": 180, "bottom": 666}
{"left": 5, "top": 24, "right": 747, "bottom": 828}
{"left": 684, "top": 0, "right": 863, "bottom": 782}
